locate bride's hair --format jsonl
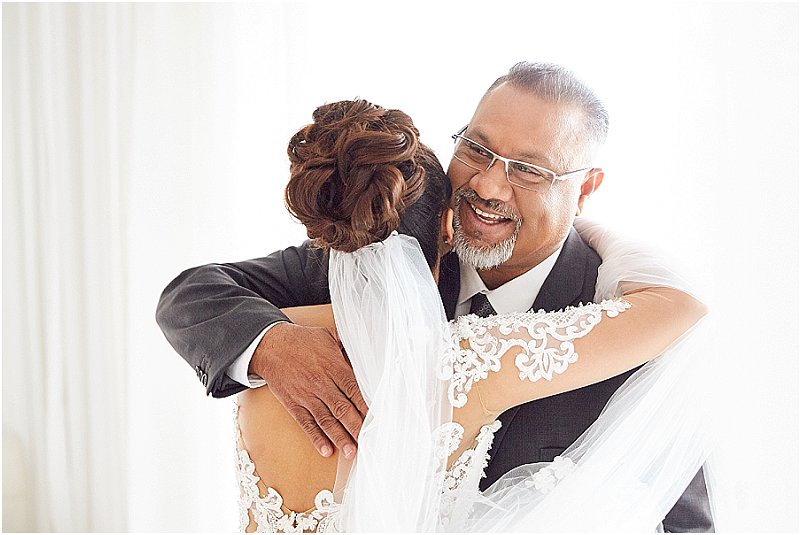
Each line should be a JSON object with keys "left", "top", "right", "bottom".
{"left": 285, "top": 99, "right": 450, "bottom": 267}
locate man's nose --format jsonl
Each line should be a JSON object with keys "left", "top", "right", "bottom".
{"left": 469, "top": 158, "right": 514, "bottom": 203}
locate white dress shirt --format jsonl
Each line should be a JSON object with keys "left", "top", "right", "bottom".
{"left": 226, "top": 324, "right": 276, "bottom": 387}
{"left": 454, "top": 243, "right": 564, "bottom": 317}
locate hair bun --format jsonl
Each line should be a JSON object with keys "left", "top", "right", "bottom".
{"left": 285, "top": 100, "right": 425, "bottom": 252}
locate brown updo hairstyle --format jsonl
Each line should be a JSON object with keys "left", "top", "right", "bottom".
{"left": 285, "top": 99, "right": 450, "bottom": 268}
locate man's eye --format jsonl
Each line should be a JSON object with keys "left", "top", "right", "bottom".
{"left": 467, "top": 141, "right": 491, "bottom": 159}
{"left": 512, "top": 162, "right": 545, "bottom": 177}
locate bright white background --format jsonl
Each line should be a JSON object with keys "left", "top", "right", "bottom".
{"left": 3, "top": 1, "right": 798, "bottom": 532}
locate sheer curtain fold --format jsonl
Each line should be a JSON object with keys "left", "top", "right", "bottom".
{"left": 2, "top": 4, "right": 133, "bottom": 531}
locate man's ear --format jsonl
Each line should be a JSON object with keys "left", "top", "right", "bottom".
{"left": 433, "top": 208, "right": 455, "bottom": 284}
{"left": 576, "top": 168, "right": 604, "bottom": 216}
{"left": 439, "top": 208, "right": 454, "bottom": 255}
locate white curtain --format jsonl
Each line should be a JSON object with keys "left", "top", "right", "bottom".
{"left": 3, "top": 3, "right": 132, "bottom": 531}
{"left": 3, "top": 2, "right": 798, "bottom": 532}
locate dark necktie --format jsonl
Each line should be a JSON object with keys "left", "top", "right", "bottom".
{"left": 469, "top": 292, "right": 497, "bottom": 318}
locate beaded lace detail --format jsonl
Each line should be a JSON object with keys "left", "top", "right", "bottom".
{"left": 525, "top": 455, "right": 577, "bottom": 494}
{"left": 442, "top": 298, "right": 631, "bottom": 407}
{"left": 442, "top": 421, "right": 502, "bottom": 493}
{"left": 433, "top": 422, "right": 464, "bottom": 463}
{"left": 438, "top": 420, "right": 502, "bottom": 529}
{"left": 234, "top": 403, "right": 341, "bottom": 533}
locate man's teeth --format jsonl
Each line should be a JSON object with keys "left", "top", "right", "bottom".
{"left": 471, "top": 203, "right": 507, "bottom": 221}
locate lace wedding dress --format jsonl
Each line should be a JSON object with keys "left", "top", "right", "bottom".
{"left": 234, "top": 220, "right": 717, "bottom": 532}
{"left": 234, "top": 296, "right": 628, "bottom": 532}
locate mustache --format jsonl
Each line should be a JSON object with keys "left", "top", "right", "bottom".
{"left": 454, "top": 187, "right": 521, "bottom": 222}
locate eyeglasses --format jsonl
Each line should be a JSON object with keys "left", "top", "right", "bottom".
{"left": 451, "top": 126, "right": 591, "bottom": 190}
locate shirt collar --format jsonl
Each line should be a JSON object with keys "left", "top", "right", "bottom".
{"left": 457, "top": 242, "right": 565, "bottom": 315}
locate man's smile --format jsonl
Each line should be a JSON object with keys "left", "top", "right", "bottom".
{"left": 457, "top": 198, "right": 518, "bottom": 242}
{"left": 468, "top": 201, "right": 512, "bottom": 224}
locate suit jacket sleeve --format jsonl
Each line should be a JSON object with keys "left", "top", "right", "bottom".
{"left": 155, "top": 241, "right": 331, "bottom": 398}
{"left": 663, "top": 466, "right": 715, "bottom": 532}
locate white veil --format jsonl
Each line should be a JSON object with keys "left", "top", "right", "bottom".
{"left": 329, "top": 220, "right": 719, "bottom": 532}
{"left": 328, "top": 233, "right": 452, "bottom": 531}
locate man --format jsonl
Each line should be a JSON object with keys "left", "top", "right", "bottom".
{"left": 156, "top": 61, "right": 713, "bottom": 531}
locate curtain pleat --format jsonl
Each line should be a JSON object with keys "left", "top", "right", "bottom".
{"left": 3, "top": 4, "right": 132, "bottom": 531}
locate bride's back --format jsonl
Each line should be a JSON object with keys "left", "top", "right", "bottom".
{"left": 237, "top": 387, "right": 338, "bottom": 515}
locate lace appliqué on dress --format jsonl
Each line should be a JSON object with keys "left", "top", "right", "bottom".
{"left": 442, "top": 299, "right": 631, "bottom": 407}
{"left": 433, "top": 422, "right": 464, "bottom": 463}
{"left": 525, "top": 455, "right": 577, "bottom": 494}
{"left": 442, "top": 421, "right": 502, "bottom": 493}
{"left": 234, "top": 403, "right": 340, "bottom": 532}
{"left": 438, "top": 420, "right": 502, "bottom": 529}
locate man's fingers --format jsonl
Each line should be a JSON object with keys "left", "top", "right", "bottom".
{"left": 309, "top": 398, "right": 357, "bottom": 460}
{"left": 290, "top": 405, "right": 333, "bottom": 458}
{"left": 260, "top": 324, "right": 366, "bottom": 460}
{"left": 350, "top": 386, "right": 369, "bottom": 418}
{"left": 329, "top": 397, "right": 363, "bottom": 443}
{"left": 338, "top": 374, "right": 369, "bottom": 417}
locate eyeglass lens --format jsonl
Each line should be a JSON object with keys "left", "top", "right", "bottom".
{"left": 454, "top": 136, "right": 553, "bottom": 186}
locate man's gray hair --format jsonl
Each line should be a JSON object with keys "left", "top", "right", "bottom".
{"left": 486, "top": 62, "right": 609, "bottom": 163}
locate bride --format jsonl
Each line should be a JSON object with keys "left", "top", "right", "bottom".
{"left": 234, "top": 99, "right": 715, "bottom": 532}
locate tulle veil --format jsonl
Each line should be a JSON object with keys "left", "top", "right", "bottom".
{"left": 327, "top": 219, "right": 720, "bottom": 532}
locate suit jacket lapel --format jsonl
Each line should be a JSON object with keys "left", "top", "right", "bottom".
{"left": 531, "top": 227, "right": 588, "bottom": 312}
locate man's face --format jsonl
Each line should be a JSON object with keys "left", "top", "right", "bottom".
{"left": 447, "top": 82, "right": 596, "bottom": 282}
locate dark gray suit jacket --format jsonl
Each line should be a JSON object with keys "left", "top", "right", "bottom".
{"left": 156, "top": 227, "right": 713, "bottom": 531}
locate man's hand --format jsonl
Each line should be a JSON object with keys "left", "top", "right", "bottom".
{"left": 249, "top": 322, "right": 368, "bottom": 459}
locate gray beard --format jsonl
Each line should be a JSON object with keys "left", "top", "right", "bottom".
{"left": 452, "top": 202, "right": 520, "bottom": 271}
